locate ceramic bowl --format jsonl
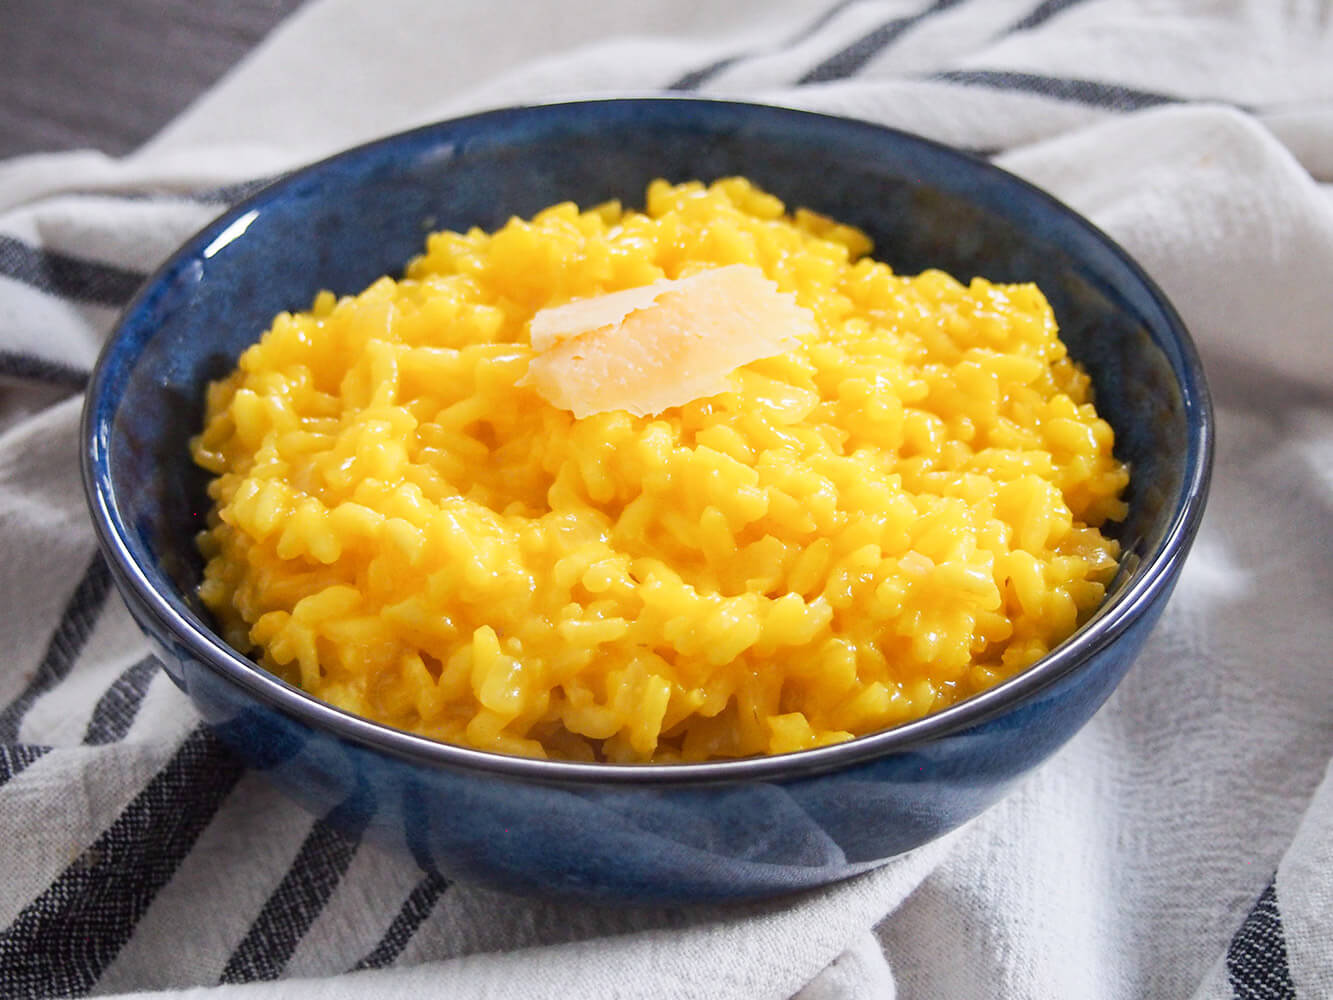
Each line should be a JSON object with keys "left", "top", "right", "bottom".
{"left": 83, "top": 98, "right": 1212, "bottom": 903}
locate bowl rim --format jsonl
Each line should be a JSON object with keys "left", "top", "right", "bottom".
{"left": 82, "top": 96, "right": 1214, "bottom": 786}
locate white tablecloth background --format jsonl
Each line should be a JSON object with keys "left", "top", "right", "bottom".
{"left": 1, "top": 1, "right": 1330, "bottom": 997}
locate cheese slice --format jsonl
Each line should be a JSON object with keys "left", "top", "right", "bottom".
{"left": 528, "top": 282, "right": 666, "bottom": 353}
{"left": 521, "top": 265, "right": 815, "bottom": 418}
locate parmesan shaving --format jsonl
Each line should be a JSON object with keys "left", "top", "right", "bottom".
{"left": 528, "top": 282, "right": 668, "bottom": 352}
{"left": 521, "top": 265, "right": 815, "bottom": 418}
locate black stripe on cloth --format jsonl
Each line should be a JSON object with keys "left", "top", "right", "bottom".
{"left": 56, "top": 177, "right": 275, "bottom": 207}
{"left": 193, "top": 174, "right": 285, "bottom": 206}
{"left": 0, "top": 744, "right": 50, "bottom": 790}
{"left": 83, "top": 655, "right": 161, "bottom": 746}
{"left": 1227, "top": 878, "right": 1297, "bottom": 1000}
{"left": 219, "top": 782, "right": 375, "bottom": 984}
{"left": 0, "top": 350, "right": 90, "bottom": 389}
{"left": 929, "top": 69, "right": 1183, "bottom": 111}
{"left": 350, "top": 870, "right": 451, "bottom": 972}
{"left": 798, "top": 0, "right": 970, "bottom": 84}
{"left": 668, "top": 0, "right": 860, "bottom": 90}
{"left": 0, "top": 235, "right": 146, "bottom": 308}
{"left": 0, "top": 551, "right": 114, "bottom": 745}
{"left": 0, "top": 727, "right": 246, "bottom": 1000}
{"left": 1003, "top": 0, "right": 1093, "bottom": 34}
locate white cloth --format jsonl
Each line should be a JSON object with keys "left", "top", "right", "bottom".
{"left": 1, "top": 1, "right": 1331, "bottom": 997}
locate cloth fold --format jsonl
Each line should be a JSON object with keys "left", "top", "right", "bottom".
{"left": 2, "top": 1, "right": 1331, "bottom": 997}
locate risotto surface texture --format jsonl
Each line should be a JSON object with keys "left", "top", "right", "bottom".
{"left": 193, "top": 178, "right": 1128, "bottom": 763}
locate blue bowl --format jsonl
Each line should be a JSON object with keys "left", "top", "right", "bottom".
{"left": 82, "top": 98, "right": 1212, "bottom": 903}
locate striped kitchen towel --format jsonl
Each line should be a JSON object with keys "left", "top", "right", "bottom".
{"left": 2, "top": 0, "right": 1331, "bottom": 997}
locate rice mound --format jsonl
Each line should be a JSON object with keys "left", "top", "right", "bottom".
{"left": 192, "top": 177, "right": 1128, "bottom": 762}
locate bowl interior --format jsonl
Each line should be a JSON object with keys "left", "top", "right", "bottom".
{"left": 87, "top": 99, "right": 1208, "bottom": 767}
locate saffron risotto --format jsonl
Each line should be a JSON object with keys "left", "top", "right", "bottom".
{"left": 192, "top": 178, "right": 1129, "bottom": 763}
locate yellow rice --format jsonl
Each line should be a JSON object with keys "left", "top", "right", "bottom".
{"left": 192, "top": 177, "right": 1128, "bottom": 762}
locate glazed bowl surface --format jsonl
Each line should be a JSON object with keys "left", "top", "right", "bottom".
{"left": 83, "top": 98, "right": 1212, "bottom": 903}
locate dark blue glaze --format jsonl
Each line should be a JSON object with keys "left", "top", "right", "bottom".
{"left": 83, "top": 99, "right": 1213, "bottom": 903}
